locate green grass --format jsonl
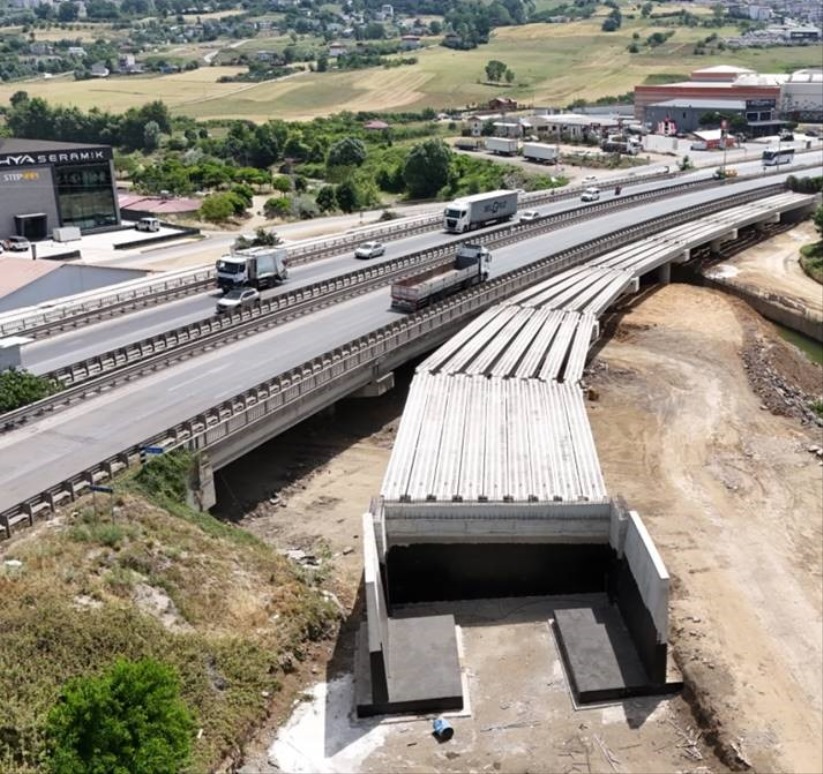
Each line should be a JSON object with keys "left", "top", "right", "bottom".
{"left": 0, "top": 473, "right": 339, "bottom": 773}
{"left": 1, "top": 12, "right": 821, "bottom": 120}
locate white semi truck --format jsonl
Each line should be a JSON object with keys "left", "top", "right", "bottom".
{"left": 522, "top": 142, "right": 558, "bottom": 164}
{"left": 485, "top": 137, "right": 519, "bottom": 155}
{"left": 443, "top": 189, "right": 519, "bottom": 234}
{"left": 391, "top": 244, "right": 492, "bottom": 312}
{"left": 216, "top": 246, "right": 289, "bottom": 292}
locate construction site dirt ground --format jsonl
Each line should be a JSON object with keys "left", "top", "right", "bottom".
{"left": 225, "top": 229, "right": 823, "bottom": 774}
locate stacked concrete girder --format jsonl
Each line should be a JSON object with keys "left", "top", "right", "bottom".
{"left": 360, "top": 192, "right": 815, "bottom": 713}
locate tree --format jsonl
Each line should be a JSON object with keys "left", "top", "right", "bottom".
{"left": 504, "top": 68, "right": 515, "bottom": 84}
{"left": 403, "top": 139, "right": 452, "bottom": 198}
{"left": 316, "top": 185, "right": 337, "bottom": 213}
{"left": 814, "top": 203, "right": 823, "bottom": 239}
{"left": 142, "top": 120, "right": 160, "bottom": 152}
{"left": 45, "top": 657, "right": 194, "bottom": 774}
{"left": 199, "top": 193, "right": 235, "bottom": 222}
{"left": 335, "top": 179, "right": 360, "bottom": 213}
{"left": 485, "top": 59, "right": 507, "bottom": 82}
{"left": 327, "top": 136, "right": 367, "bottom": 168}
{"left": 57, "top": 2, "right": 79, "bottom": 22}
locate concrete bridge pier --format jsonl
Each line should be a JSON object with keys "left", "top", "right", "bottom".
{"left": 657, "top": 262, "right": 671, "bottom": 285}
{"left": 352, "top": 371, "right": 395, "bottom": 398}
{"left": 187, "top": 453, "right": 217, "bottom": 511}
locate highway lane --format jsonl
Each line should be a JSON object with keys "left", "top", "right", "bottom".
{"left": 0, "top": 175, "right": 804, "bottom": 514}
{"left": 20, "top": 160, "right": 757, "bottom": 375}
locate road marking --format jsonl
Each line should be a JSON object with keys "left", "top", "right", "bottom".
{"left": 167, "top": 363, "right": 229, "bottom": 392}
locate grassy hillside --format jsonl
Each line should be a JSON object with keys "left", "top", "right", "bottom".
{"left": 0, "top": 457, "right": 339, "bottom": 773}
{"left": 0, "top": 13, "right": 820, "bottom": 120}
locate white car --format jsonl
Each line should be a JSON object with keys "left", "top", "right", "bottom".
{"left": 581, "top": 187, "right": 601, "bottom": 203}
{"left": 519, "top": 210, "right": 540, "bottom": 223}
{"left": 354, "top": 241, "right": 385, "bottom": 259}
{"left": 216, "top": 287, "right": 260, "bottom": 314}
{"left": 3, "top": 235, "right": 30, "bottom": 252}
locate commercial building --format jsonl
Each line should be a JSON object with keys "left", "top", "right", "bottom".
{"left": 0, "top": 138, "right": 120, "bottom": 241}
{"left": 635, "top": 64, "right": 823, "bottom": 135}
{"left": 634, "top": 65, "right": 784, "bottom": 125}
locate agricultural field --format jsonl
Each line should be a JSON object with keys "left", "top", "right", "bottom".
{"left": 0, "top": 11, "right": 820, "bottom": 121}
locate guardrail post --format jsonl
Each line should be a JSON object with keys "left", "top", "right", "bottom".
{"left": 23, "top": 502, "right": 34, "bottom": 526}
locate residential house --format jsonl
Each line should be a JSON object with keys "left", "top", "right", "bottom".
{"left": 400, "top": 34, "right": 421, "bottom": 49}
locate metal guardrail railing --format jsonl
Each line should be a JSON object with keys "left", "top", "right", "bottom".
{"left": 2, "top": 156, "right": 816, "bottom": 341}
{"left": 0, "top": 183, "right": 786, "bottom": 538}
{"left": 2, "top": 177, "right": 718, "bottom": 426}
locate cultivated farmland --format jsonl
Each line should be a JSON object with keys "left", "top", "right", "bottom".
{"left": 1, "top": 15, "right": 820, "bottom": 121}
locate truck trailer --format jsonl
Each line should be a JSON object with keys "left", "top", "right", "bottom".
{"left": 216, "top": 246, "right": 289, "bottom": 291}
{"left": 443, "top": 189, "right": 519, "bottom": 234}
{"left": 391, "top": 244, "right": 491, "bottom": 312}
{"left": 522, "top": 142, "right": 558, "bottom": 164}
{"left": 485, "top": 137, "right": 519, "bottom": 156}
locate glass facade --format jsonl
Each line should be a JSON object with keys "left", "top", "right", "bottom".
{"left": 55, "top": 163, "right": 118, "bottom": 230}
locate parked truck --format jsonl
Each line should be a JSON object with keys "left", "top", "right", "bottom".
{"left": 522, "top": 142, "right": 558, "bottom": 164}
{"left": 391, "top": 244, "right": 491, "bottom": 312}
{"left": 485, "top": 137, "right": 519, "bottom": 156}
{"left": 443, "top": 189, "right": 519, "bottom": 234}
{"left": 454, "top": 137, "right": 483, "bottom": 151}
{"left": 600, "top": 135, "right": 641, "bottom": 155}
{"left": 216, "top": 246, "right": 289, "bottom": 292}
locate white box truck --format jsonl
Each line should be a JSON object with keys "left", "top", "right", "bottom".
{"left": 485, "top": 137, "right": 519, "bottom": 155}
{"left": 443, "top": 189, "right": 519, "bottom": 234}
{"left": 522, "top": 142, "right": 558, "bottom": 164}
{"left": 216, "top": 246, "right": 289, "bottom": 291}
{"left": 391, "top": 244, "right": 491, "bottom": 312}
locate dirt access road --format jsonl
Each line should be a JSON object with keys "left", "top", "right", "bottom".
{"left": 705, "top": 220, "right": 823, "bottom": 319}
{"left": 230, "top": 230, "right": 822, "bottom": 773}
{"left": 587, "top": 283, "right": 822, "bottom": 773}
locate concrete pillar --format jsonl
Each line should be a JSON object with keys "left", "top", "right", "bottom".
{"left": 363, "top": 512, "right": 390, "bottom": 704}
{"left": 187, "top": 453, "right": 216, "bottom": 511}
{"left": 352, "top": 371, "right": 395, "bottom": 399}
{"left": 657, "top": 262, "right": 671, "bottom": 285}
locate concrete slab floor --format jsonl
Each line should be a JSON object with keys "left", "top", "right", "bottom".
{"left": 269, "top": 594, "right": 713, "bottom": 774}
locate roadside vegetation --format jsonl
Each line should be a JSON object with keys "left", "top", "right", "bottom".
{"left": 0, "top": 368, "right": 61, "bottom": 413}
{"left": 0, "top": 450, "right": 340, "bottom": 773}
{"left": 799, "top": 203, "right": 823, "bottom": 285}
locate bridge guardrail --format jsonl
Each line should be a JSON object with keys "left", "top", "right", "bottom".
{"left": 0, "top": 183, "right": 785, "bottom": 538}
{"left": 2, "top": 157, "right": 816, "bottom": 340}
{"left": 24, "top": 177, "right": 717, "bottom": 399}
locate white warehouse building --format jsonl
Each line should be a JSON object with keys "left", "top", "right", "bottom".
{"left": 781, "top": 68, "right": 823, "bottom": 122}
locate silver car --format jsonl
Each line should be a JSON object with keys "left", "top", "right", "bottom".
{"left": 354, "top": 241, "right": 385, "bottom": 259}
{"left": 216, "top": 287, "right": 260, "bottom": 314}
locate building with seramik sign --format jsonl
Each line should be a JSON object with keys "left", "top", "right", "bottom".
{"left": 0, "top": 138, "right": 120, "bottom": 241}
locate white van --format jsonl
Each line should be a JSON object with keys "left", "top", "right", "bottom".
{"left": 136, "top": 217, "right": 160, "bottom": 232}
{"left": 581, "top": 187, "right": 600, "bottom": 202}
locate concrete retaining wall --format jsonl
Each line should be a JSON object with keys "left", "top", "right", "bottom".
{"left": 701, "top": 274, "right": 823, "bottom": 343}
{"left": 623, "top": 511, "right": 669, "bottom": 641}
{"left": 362, "top": 512, "right": 390, "bottom": 701}
{"left": 382, "top": 500, "right": 613, "bottom": 546}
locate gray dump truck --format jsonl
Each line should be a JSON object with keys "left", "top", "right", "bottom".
{"left": 391, "top": 244, "right": 492, "bottom": 312}
{"left": 215, "top": 246, "right": 289, "bottom": 292}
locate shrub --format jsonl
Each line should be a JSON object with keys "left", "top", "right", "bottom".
{"left": 0, "top": 368, "right": 60, "bottom": 413}
{"left": 45, "top": 657, "right": 195, "bottom": 774}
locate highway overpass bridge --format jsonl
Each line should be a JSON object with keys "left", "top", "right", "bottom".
{"left": 0, "top": 179, "right": 815, "bottom": 537}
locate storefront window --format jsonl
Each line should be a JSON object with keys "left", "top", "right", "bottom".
{"left": 55, "top": 163, "right": 117, "bottom": 230}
